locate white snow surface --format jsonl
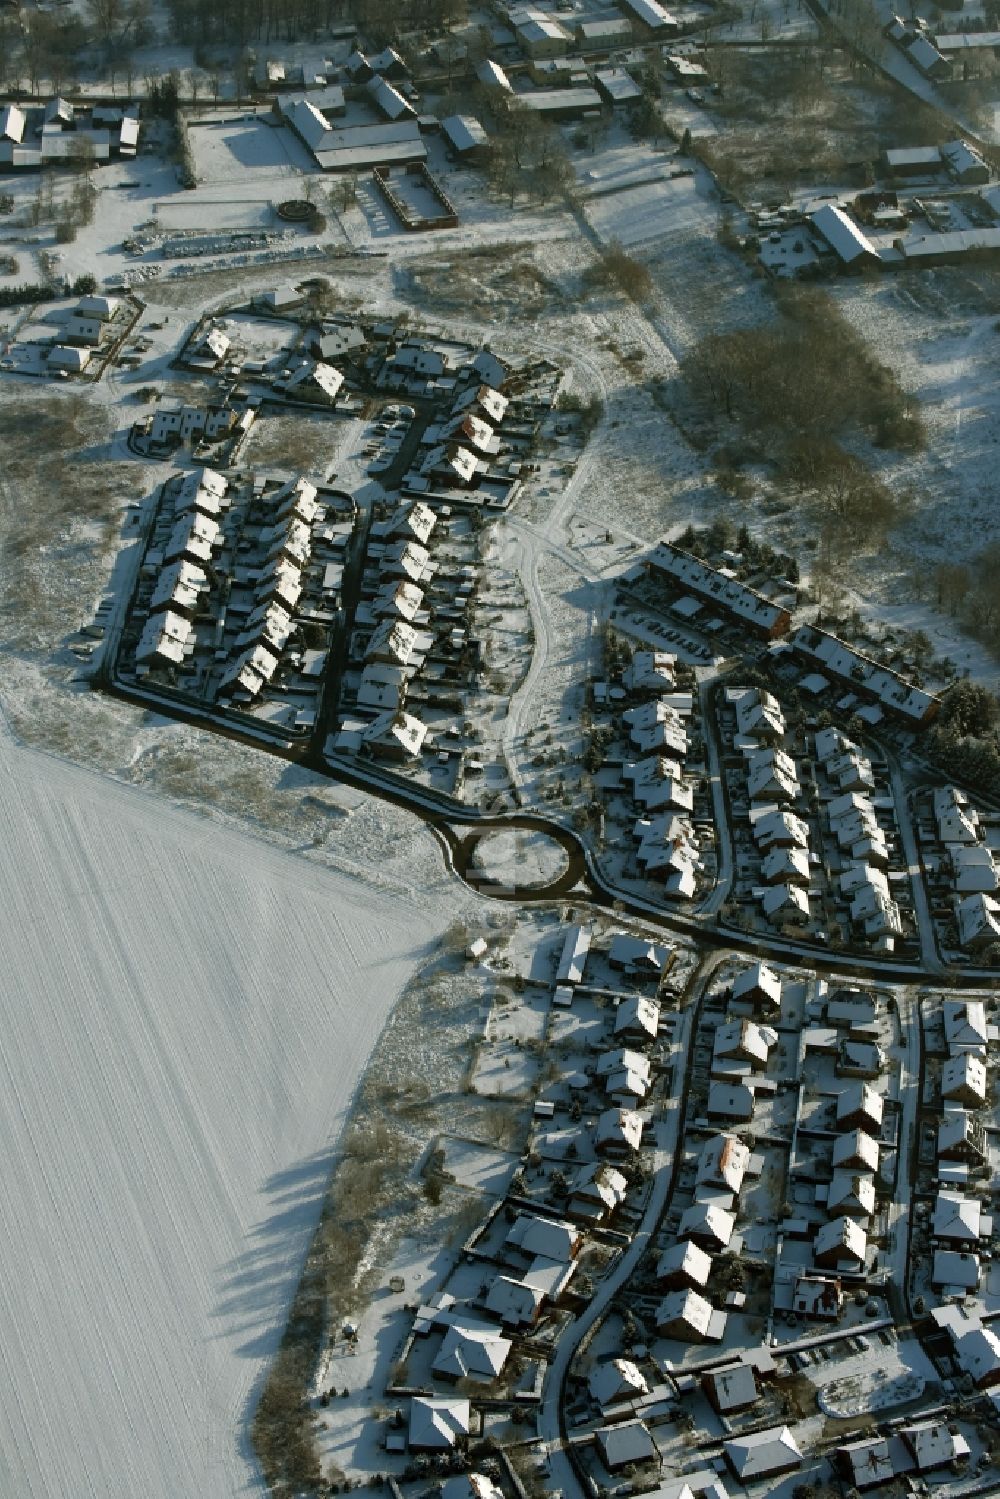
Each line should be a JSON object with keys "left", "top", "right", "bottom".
{"left": 0, "top": 730, "right": 448, "bottom": 1498}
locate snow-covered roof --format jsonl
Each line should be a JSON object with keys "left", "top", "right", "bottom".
{"left": 656, "top": 1287, "right": 715, "bottom": 1338}
{"left": 901, "top": 1420, "right": 972, "bottom": 1472}
{"left": 620, "top": 0, "right": 677, "bottom": 27}
{"left": 942, "top": 1051, "right": 988, "bottom": 1102}
{"left": 837, "top": 1080, "right": 883, "bottom": 1128}
{"left": 814, "top": 1215, "right": 867, "bottom": 1265}
{"left": 810, "top": 203, "right": 877, "bottom": 264}
{"left": 476, "top": 59, "right": 513, "bottom": 91}
{"left": 705, "top": 1361, "right": 758, "bottom": 1413}
{"left": 732, "top": 961, "right": 782, "bottom": 1008}
{"left": 596, "top": 1107, "right": 643, "bottom": 1152}
{"left": 954, "top": 1324, "right": 1000, "bottom": 1386}
{"left": 678, "top": 1200, "right": 735, "bottom": 1249}
{"left": 441, "top": 114, "right": 488, "bottom": 154}
{"left": 367, "top": 75, "right": 415, "bottom": 121}
{"left": 656, "top": 1238, "right": 712, "bottom": 1286}
{"left": 833, "top": 1129, "right": 880, "bottom": 1173}
{"left": 408, "top": 1395, "right": 470, "bottom": 1450}
{"left": 697, "top": 1133, "right": 750, "bottom": 1195}
{"left": 791, "top": 624, "right": 939, "bottom": 722}
{"left": 432, "top": 1323, "right": 510, "bottom": 1382}
{"left": 646, "top": 540, "right": 791, "bottom": 634}
{"left": 933, "top": 1189, "right": 982, "bottom": 1242}
{"left": 589, "top": 1358, "right": 648, "bottom": 1406}
{"left": 506, "top": 1213, "right": 579, "bottom": 1262}
{"left": 556, "top": 923, "right": 590, "bottom": 985}
{"left": 956, "top": 892, "right": 1000, "bottom": 949}
{"left": 596, "top": 1419, "right": 656, "bottom": 1470}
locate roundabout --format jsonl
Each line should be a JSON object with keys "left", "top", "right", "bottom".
{"left": 452, "top": 822, "right": 582, "bottom": 898}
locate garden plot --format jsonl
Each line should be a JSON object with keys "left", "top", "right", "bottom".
{"left": 154, "top": 196, "right": 277, "bottom": 232}
{"left": 813, "top": 1339, "right": 935, "bottom": 1417}
{"left": 471, "top": 987, "right": 551, "bottom": 1098}
{"left": 312, "top": 1231, "right": 466, "bottom": 1482}
{"left": 187, "top": 114, "right": 317, "bottom": 185}
{"left": 584, "top": 171, "right": 712, "bottom": 254}
{"left": 439, "top": 1136, "right": 521, "bottom": 1197}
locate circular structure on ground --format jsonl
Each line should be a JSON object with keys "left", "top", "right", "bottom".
{"left": 466, "top": 828, "right": 571, "bottom": 892}
{"left": 275, "top": 199, "right": 313, "bottom": 222}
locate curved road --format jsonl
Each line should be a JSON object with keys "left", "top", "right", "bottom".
{"left": 536, "top": 953, "right": 724, "bottom": 1499}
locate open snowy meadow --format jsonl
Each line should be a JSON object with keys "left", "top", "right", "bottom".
{"left": 0, "top": 727, "right": 449, "bottom": 1498}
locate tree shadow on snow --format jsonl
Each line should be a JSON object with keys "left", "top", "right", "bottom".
{"left": 214, "top": 1145, "right": 334, "bottom": 1359}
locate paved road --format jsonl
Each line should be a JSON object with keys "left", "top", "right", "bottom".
{"left": 537, "top": 1012, "right": 691, "bottom": 1497}
{"left": 695, "top": 669, "right": 733, "bottom": 919}
{"left": 887, "top": 757, "right": 943, "bottom": 975}
{"left": 883, "top": 985, "right": 922, "bottom": 1321}
{"left": 536, "top": 957, "right": 729, "bottom": 1498}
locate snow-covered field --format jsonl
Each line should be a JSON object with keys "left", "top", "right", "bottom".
{"left": 0, "top": 726, "right": 450, "bottom": 1499}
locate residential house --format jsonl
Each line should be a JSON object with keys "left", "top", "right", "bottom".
{"left": 505, "top": 1214, "right": 581, "bottom": 1262}
{"left": 568, "top": 1162, "right": 629, "bottom": 1222}
{"left": 813, "top": 1215, "right": 867, "bottom": 1270}
{"left": 837, "top": 1081, "right": 884, "bottom": 1133}
{"left": 933, "top": 1190, "right": 983, "bottom": 1244}
{"left": 712, "top": 1019, "right": 776, "bottom": 1074}
{"left": 956, "top": 892, "right": 1000, "bottom": 950}
{"left": 589, "top": 1359, "right": 648, "bottom": 1408}
{"left": 760, "top": 845, "right": 810, "bottom": 885}
{"left": 408, "top": 1395, "right": 470, "bottom": 1451}
{"left": 677, "top": 1201, "right": 735, "bottom": 1251}
{"left": 954, "top": 1324, "right": 1000, "bottom": 1388}
{"left": 595, "top": 1107, "right": 644, "bottom": 1157}
{"left": 484, "top": 1275, "right": 544, "bottom": 1328}
{"left": 900, "top": 1420, "right": 971, "bottom": 1472}
{"left": 942, "top": 1053, "right": 988, "bottom": 1108}
{"left": 724, "top": 1426, "right": 802, "bottom": 1483}
{"left": 761, "top": 882, "right": 810, "bottom": 927}
{"left": 656, "top": 1238, "right": 712, "bottom": 1290}
{"left": 837, "top": 1436, "right": 894, "bottom": 1490}
{"left": 732, "top": 961, "right": 782, "bottom": 1014}
{"left": 934, "top": 786, "right": 980, "bottom": 844}
{"left": 655, "top": 1288, "right": 723, "bottom": 1343}
{"left": 614, "top": 993, "right": 660, "bottom": 1043}
{"left": 833, "top": 1130, "right": 880, "bottom": 1174}
{"left": 432, "top": 1324, "right": 511, "bottom": 1384}
{"left": 751, "top": 807, "right": 810, "bottom": 851}
{"left": 746, "top": 747, "right": 799, "bottom": 803}
{"left": 596, "top": 1420, "right": 657, "bottom": 1472}
{"left": 734, "top": 687, "right": 786, "bottom": 742}
{"left": 441, "top": 1475, "right": 503, "bottom": 1499}
{"left": 697, "top": 1134, "right": 750, "bottom": 1196}
{"left": 942, "top": 1000, "right": 989, "bottom": 1054}
{"left": 284, "top": 360, "right": 343, "bottom": 404}
{"left": 931, "top": 1249, "right": 981, "bottom": 1294}
{"left": 148, "top": 560, "right": 208, "bottom": 617}
{"left": 707, "top": 1081, "right": 755, "bottom": 1123}
{"left": 135, "top": 610, "right": 191, "bottom": 669}
{"left": 938, "top": 1111, "right": 988, "bottom": 1165}
{"left": 608, "top": 934, "right": 670, "bottom": 973}
{"left": 826, "top": 1171, "right": 876, "bottom": 1218}
{"left": 624, "top": 650, "right": 676, "bottom": 695}
{"left": 704, "top": 1363, "right": 758, "bottom": 1415}
{"left": 792, "top": 1274, "right": 843, "bottom": 1321}
{"left": 556, "top": 923, "right": 591, "bottom": 985}
{"left": 360, "top": 710, "right": 428, "bottom": 760}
